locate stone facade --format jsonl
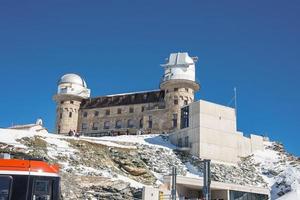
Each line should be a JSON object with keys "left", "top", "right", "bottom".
{"left": 53, "top": 95, "right": 83, "bottom": 135}
{"left": 53, "top": 52, "right": 200, "bottom": 136}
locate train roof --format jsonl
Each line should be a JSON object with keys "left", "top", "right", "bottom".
{"left": 0, "top": 159, "right": 59, "bottom": 177}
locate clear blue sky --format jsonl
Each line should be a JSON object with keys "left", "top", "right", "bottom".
{"left": 0, "top": 1, "right": 299, "bottom": 156}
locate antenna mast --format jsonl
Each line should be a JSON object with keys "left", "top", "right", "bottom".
{"left": 234, "top": 87, "right": 238, "bottom": 128}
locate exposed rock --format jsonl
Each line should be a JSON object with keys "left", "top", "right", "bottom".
{"left": 1, "top": 132, "right": 298, "bottom": 200}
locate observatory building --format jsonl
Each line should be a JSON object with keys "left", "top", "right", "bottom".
{"left": 53, "top": 52, "right": 199, "bottom": 136}
{"left": 53, "top": 52, "right": 264, "bottom": 164}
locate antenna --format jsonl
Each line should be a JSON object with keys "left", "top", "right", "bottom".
{"left": 234, "top": 87, "right": 238, "bottom": 129}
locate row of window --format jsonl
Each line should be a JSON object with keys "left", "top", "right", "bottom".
{"left": 60, "top": 100, "right": 74, "bottom": 104}
{"left": 59, "top": 112, "right": 73, "bottom": 119}
{"left": 82, "top": 106, "right": 150, "bottom": 118}
{"left": 174, "top": 99, "right": 189, "bottom": 106}
{"left": 82, "top": 116, "right": 153, "bottom": 131}
{"left": 166, "top": 88, "right": 190, "bottom": 93}
{"left": 81, "top": 113, "right": 178, "bottom": 131}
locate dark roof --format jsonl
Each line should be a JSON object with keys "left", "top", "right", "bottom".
{"left": 80, "top": 90, "right": 165, "bottom": 109}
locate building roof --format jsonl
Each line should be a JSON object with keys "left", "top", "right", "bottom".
{"left": 80, "top": 90, "right": 165, "bottom": 109}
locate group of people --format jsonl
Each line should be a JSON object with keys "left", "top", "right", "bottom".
{"left": 68, "top": 129, "right": 80, "bottom": 137}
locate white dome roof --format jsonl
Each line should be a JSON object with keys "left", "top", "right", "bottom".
{"left": 58, "top": 73, "right": 87, "bottom": 88}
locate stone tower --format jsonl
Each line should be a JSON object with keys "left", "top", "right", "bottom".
{"left": 160, "top": 52, "right": 200, "bottom": 129}
{"left": 53, "top": 74, "right": 90, "bottom": 134}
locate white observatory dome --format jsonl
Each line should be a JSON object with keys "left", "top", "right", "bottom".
{"left": 57, "top": 73, "right": 90, "bottom": 98}
{"left": 58, "top": 73, "right": 87, "bottom": 88}
{"left": 161, "top": 52, "right": 198, "bottom": 82}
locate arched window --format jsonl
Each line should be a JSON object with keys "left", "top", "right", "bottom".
{"left": 116, "top": 120, "right": 122, "bottom": 129}
{"left": 172, "top": 113, "right": 178, "bottom": 128}
{"left": 127, "top": 119, "right": 134, "bottom": 128}
{"left": 174, "top": 96, "right": 179, "bottom": 105}
{"left": 184, "top": 100, "right": 188, "bottom": 105}
{"left": 104, "top": 121, "right": 110, "bottom": 129}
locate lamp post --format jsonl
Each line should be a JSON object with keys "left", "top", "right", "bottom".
{"left": 171, "top": 166, "right": 177, "bottom": 200}
{"left": 203, "top": 159, "right": 211, "bottom": 200}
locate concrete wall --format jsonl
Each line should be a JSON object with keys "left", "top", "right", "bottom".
{"left": 142, "top": 186, "right": 160, "bottom": 200}
{"left": 170, "top": 100, "right": 264, "bottom": 163}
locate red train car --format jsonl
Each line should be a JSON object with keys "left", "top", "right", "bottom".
{"left": 0, "top": 159, "right": 60, "bottom": 200}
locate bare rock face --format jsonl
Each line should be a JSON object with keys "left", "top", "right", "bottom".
{"left": 61, "top": 173, "right": 142, "bottom": 200}
{"left": 122, "top": 165, "right": 147, "bottom": 176}
{"left": 1, "top": 131, "right": 298, "bottom": 200}
{"left": 175, "top": 151, "right": 268, "bottom": 188}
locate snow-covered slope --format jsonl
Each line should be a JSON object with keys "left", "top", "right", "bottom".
{"left": 0, "top": 128, "right": 298, "bottom": 199}
{"left": 253, "top": 141, "right": 300, "bottom": 199}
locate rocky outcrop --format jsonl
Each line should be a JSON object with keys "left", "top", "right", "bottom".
{"left": 61, "top": 173, "right": 142, "bottom": 200}
{"left": 1, "top": 130, "right": 298, "bottom": 200}
{"left": 255, "top": 142, "right": 300, "bottom": 199}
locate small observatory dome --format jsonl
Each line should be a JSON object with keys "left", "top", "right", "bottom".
{"left": 58, "top": 73, "right": 87, "bottom": 88}
{"left": 57, "top": 73, "right": 90, "bottom": 98}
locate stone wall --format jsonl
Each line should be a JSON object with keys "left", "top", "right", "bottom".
{"left": 78, "top": 103, "right": 173, "bottom": 135}
{"left": 53, "top": 94, "right": 83, "bottom": 134}
{"left": 76, "top": 79, "right": 199, "bottom": 135}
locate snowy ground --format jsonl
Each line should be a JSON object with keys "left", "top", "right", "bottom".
{"left": 253, "top": 141, "right": 300, "bottom": 200}
{"left": 0, "top": 128, "right": 187, "bottom": 188}
{"left": 0, "top": 128, "right": 299, "bottom": 199}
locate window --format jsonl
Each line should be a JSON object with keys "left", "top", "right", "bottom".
{"left": 127, "top": 119, "right": 134, "bottom": 128}
{"left": 184, "top": 100, "right": 188, "bottom": 105}
{"left": 129, "top": 107, "right": 134, "bottom": 113}
{"left": 60, "top": 101, "right": 64, "bottom": 104}
{"left": 172, "top": 113, "right": 178, "bottom": 128}
{"left": 139, "top": 118, "right": 143, "bottom": 128}
{"left": 0, "top": 176, "right": 12, "bottom": 200}
{"left": 69, "top": 112, "right": 72, "bottom": 118}
{"left": 94, "top": 111, "right": 99, "bottom": 117}
{"left": 174, "top": 88, "right": 178, "bottom": 92}
{"left": 70, "top": 100, "right": 74, "bottom": 104}
{"left": 92, "top": 122, "right": 99, "bottom": 130}
{"left": 105, "top": 109, "right": 110, "bottom": 116}
{"left": 185, "top": 88, "right": 189, "bottom": 92}
{"left": 174, "top": 99, "right": 178, "bottom": 105}
{"left": 33, "top": 179, "right": 51, "bottom": 200}
{"left": 184, "top": 136, "right": 189, "bottom": 147}
{"left": 117, "top": 108, "right": 122, "bottom": 114}
{"left": 83, "top": 112, "right": 88, "bottom": 118}
{"left": 230, "top": 191, "right": 269, "bottom": 200}
{"left": 148, "top": 116, "right": 153, "bottom": 128}
{"left": 178, "top": 138, "right": 182, "bottom": 148}
{"left": 59, "top": 113, "right": 62, "bottom": 119}
{"left": 104, "top": 121, "right": 110, "bottom": 129}
{"left": 116, "top": 120, "right": 122, "bottom": 129}
{"left": 82, "top": 123, "right": 88, "bottom": 131}
{"left": 181, "top": 106, "right": 189, "bottom": 129}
